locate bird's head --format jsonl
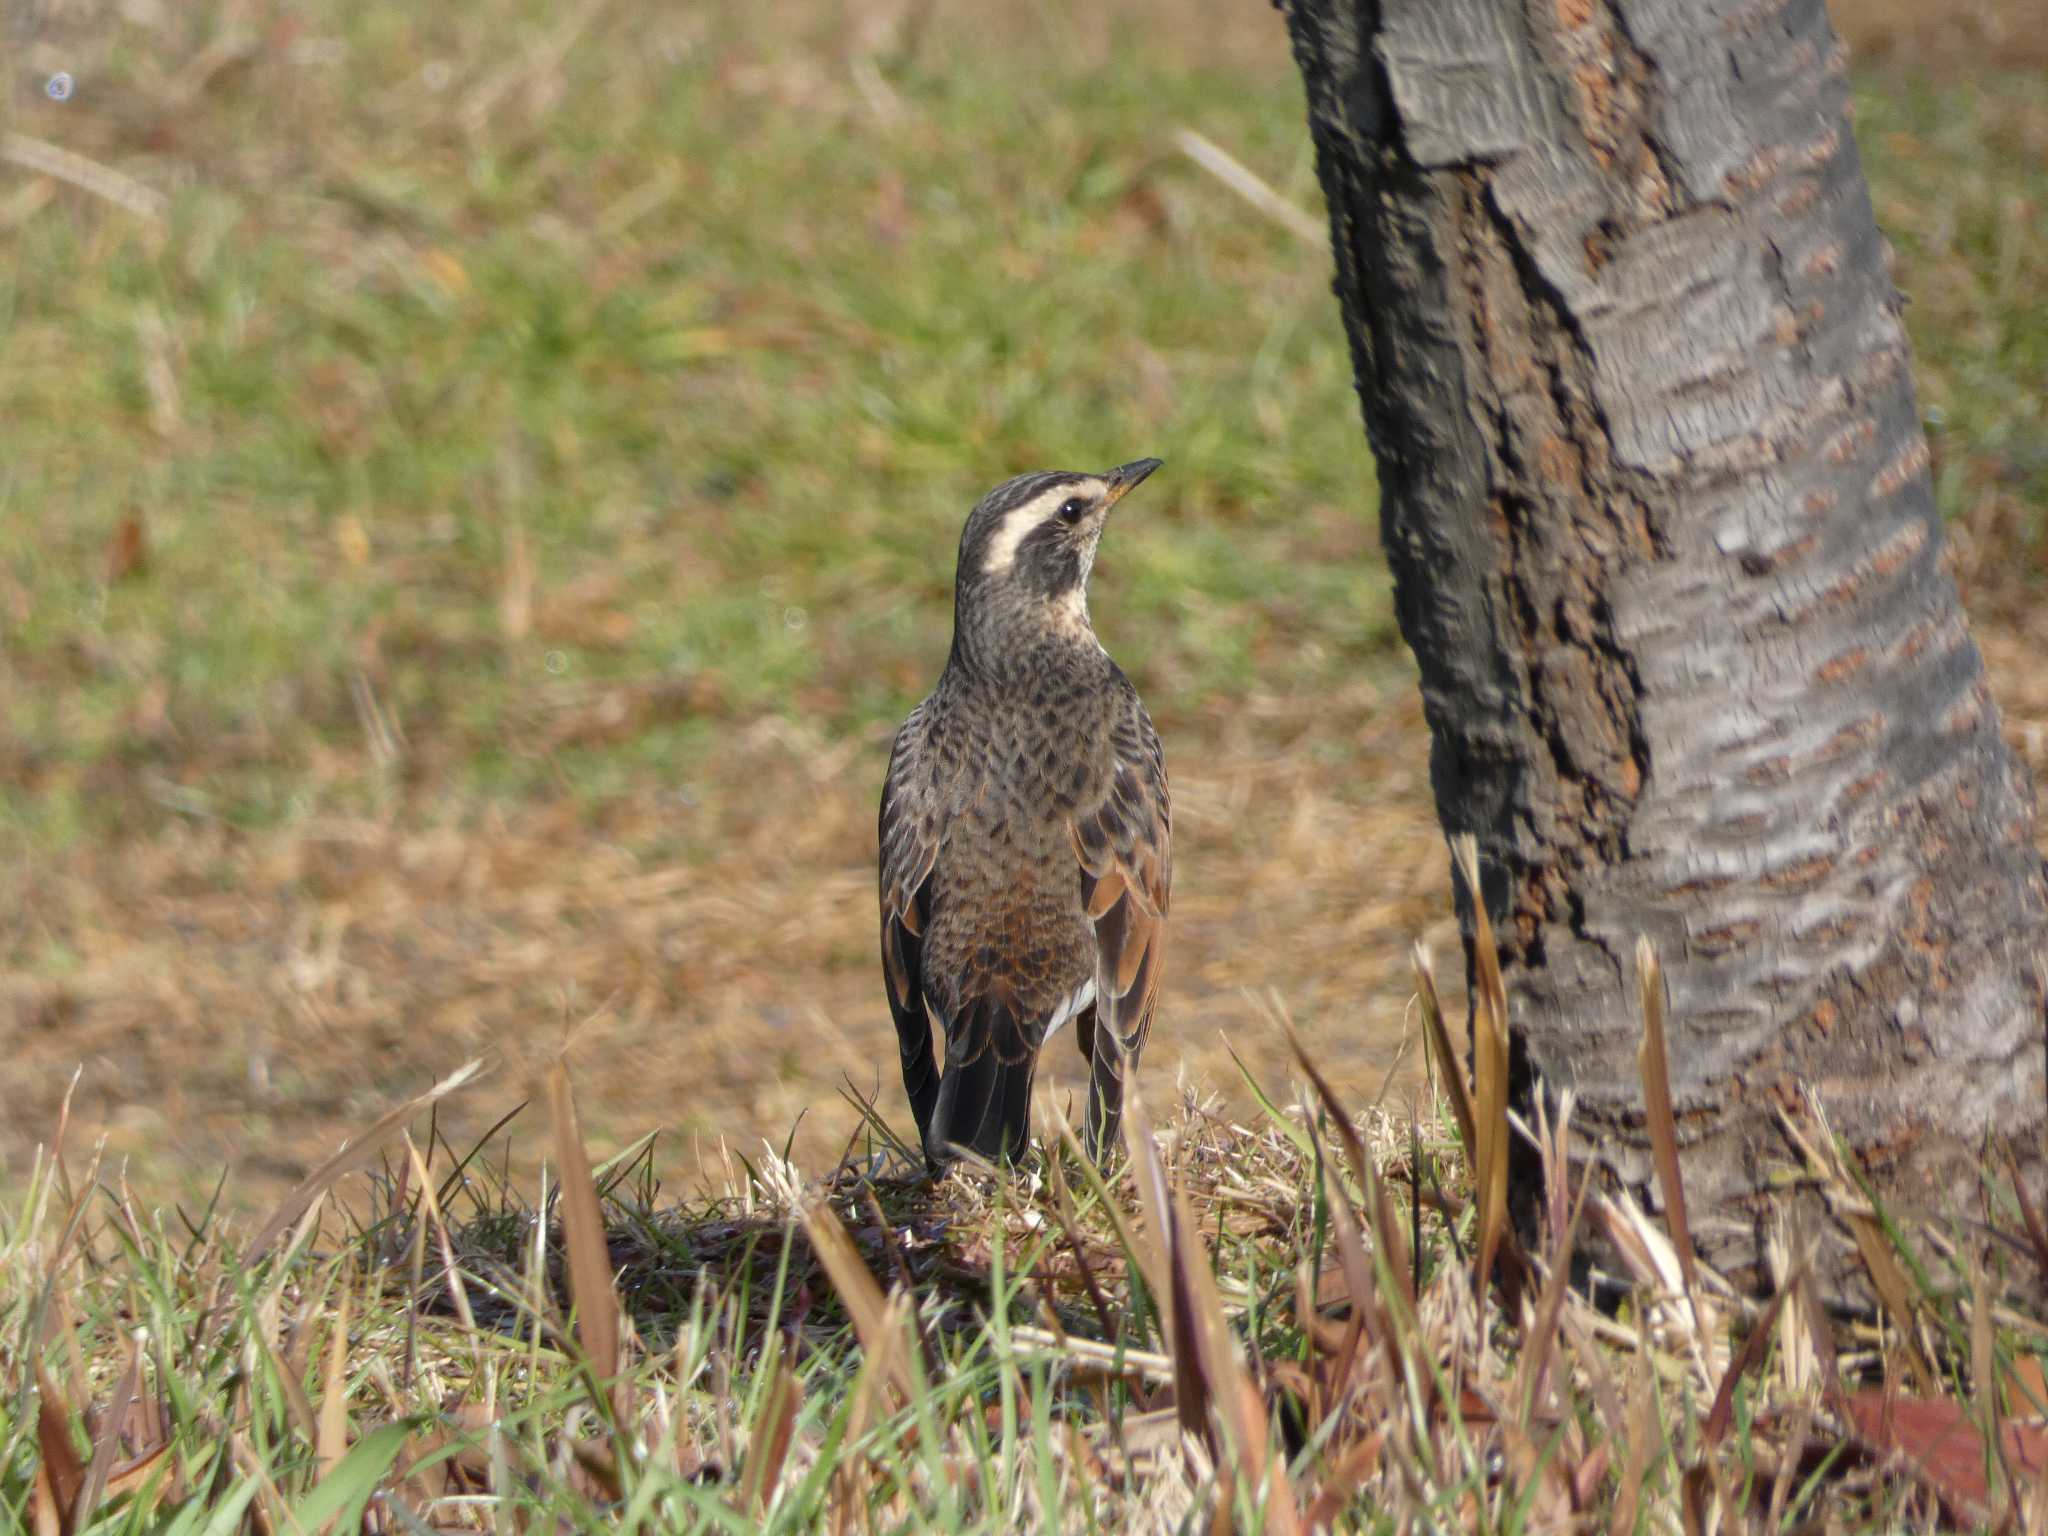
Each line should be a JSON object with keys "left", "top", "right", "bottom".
{"left": 953, "top": 459, "right": 1162, "bottom": 633}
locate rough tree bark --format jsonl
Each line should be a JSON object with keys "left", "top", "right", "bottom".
{"left": 1277, "top": 0, "right": 2048, "bottom": 1283}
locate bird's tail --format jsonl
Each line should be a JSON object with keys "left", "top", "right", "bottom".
{"left": 928, "top": 1001, "right": 1037, "bottom": 1166}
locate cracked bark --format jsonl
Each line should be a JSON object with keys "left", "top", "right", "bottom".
{"left": 1278, "top": 0, "right": 2048, "bottom": 1286}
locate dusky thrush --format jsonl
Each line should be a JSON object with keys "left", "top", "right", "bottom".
{"left": 879, "top": 459, "right": 1171, "bottom": 1167}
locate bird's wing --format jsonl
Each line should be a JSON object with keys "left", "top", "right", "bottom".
{"left": 879, "top": 702, "right": 943, "bottom": 1142}
{"left": 1070, "top": 693, "right": 1171, "bottom": 1157}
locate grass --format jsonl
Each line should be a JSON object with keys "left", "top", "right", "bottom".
{"left": 6, "top": 4, "right": 2048, "bottom": 1523}
{"left": 1856, "top": 66, "right": 2048, "bottom": 599}
{"left": 0, "top": 0, "right": 2046, "bottom": 1260}
{"left": 1, "top": 0, "right": 1428, "bottom": 1198}
{"left": 8, "top": 876, "right": 2048, "bottom": 1532}
{"left": 1, "top": 1, "right": 1386, "bottom": 852}
{"left": 4, "top": 5, "right": 2043, "bottom": 857}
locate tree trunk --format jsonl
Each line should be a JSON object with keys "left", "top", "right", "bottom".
{"left": 1277, "top": 0, "right": 2048, "bottom": 1284}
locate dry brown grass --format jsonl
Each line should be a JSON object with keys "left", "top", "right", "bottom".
{"left": 16, "top": 926, "right": 2048, "bottom": 1530}
{"left": 15, "top": 597, "right": 2048, "bottom": 1217}
{"left": 1833, "top": 0, "right": 2048, "bottom": 74}
{"left": 0, "top": 678, "right": 1450, "bottom": 1205}
{"left": 5, "top": 0, "right": 2046, "bottom": 1223}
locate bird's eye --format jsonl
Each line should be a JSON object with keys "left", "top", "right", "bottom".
{"left": 1056, "top": 497, "right": 1088, "bottom": 524}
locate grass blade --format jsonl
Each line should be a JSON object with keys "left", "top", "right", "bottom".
{"left": 800, "top": 1194, "right": 917, "bottom": 1402}
{"left": 1634, "top": 937, "right": 1698, "bottom": 1303}
{"left": 71, "top": 1329, "right": 144, "bottom": 1527}
{"left": 1413, "top": 942, "right": 1478, "bottom": 1162}
{"left": 546, "top": 1058, "right": 627, "bottom": 1431}
{"left": 287, "top": 1420, "right": 413, "bottom": 1532}
{"left": 1452, "top": 835, "right": 1511, "bottom": 1308}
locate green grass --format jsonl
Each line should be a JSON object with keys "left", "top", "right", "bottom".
{"left": 6, "top": 17, "right": 2048, "bottom": 1519}
{"left": 1857, "top": 69, "right": 2048, "bottom": 534}
{"left": 4, "top": 967, "right": 2040, "bottom": 1532}
{"left": 6, "top": 7, "right": 2044, "bottom": 857}
{"left": 1, "top": 4, "right": 1385, "bottom": 852}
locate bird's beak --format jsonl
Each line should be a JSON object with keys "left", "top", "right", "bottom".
{"left": 1102, "top": 457, "right": 1164, "bottom": 509}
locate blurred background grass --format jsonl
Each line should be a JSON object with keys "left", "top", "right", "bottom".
{"left": 3, "top": 0, "right": 2045, "bottom": 1203}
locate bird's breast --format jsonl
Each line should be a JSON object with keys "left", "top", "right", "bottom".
{"left": 917, "top": 710, "right": 1107, "bottom": 1023}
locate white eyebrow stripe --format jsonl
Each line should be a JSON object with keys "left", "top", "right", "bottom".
{"left": 978, "top": 480, "right": 1104, "bottom": 575}
{"left": 980, "top": 503, "right": 1043, "bottom": 575}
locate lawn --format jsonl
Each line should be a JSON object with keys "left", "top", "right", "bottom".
{"left": 3, "top": 0, "right": 1429, "bottom": 1197}
{"left": 7, "top": 0, "right": 2048, "bottom": 1528}
{"left": 4, "top": 0, "right": 2048, "bottom": 1196}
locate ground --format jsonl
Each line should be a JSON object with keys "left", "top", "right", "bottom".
{"left": 3, "top": 0, "right": 2046, "bottom": 1208}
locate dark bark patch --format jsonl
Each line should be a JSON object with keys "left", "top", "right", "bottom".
{"left": 1824, "top": 420, "right": 1879, "bottom": 464}
{"left": 1868, "top": 519, "right": 1931, "bottom": 576}
{"left": 1802, "top": 242, "right": 1842, "bottom": 278}
{"left": 1813, "top": 713, "right": 1884, "bottom": 761}
{"left": 1762, "top": 853, "right": 1836, "bottom": 893}
{"left": 1740, "top": 533, "right": 1816, "bottom": 576}
{"left": 1812, "top": 647, "right": 1871, "bottom": 687}
{"left": 1871, "top": 441, "right": 1932, "bottom": 500}
{"left": 1694, "top": 920, "right": 1762, "bottom": 955}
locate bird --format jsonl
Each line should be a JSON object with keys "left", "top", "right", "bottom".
{"left": 878, "top": 458, "right": 1172, "bottom": 1169}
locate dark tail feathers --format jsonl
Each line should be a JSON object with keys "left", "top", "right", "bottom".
{"left": 928, "top": 1009, "right": 1037, "bottom": 1167}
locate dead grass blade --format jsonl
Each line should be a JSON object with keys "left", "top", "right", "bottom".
{"left": 546, "top": 1058, "right": 626, "bottom": 1430}
{"left": 1302, "top": 1431, "right": 1386, "bottom": 1531}
{"left": 1127, "top": 1060, "right": 1302, "bottom": 1533}
{"left": 1451, "top": 835, "right": 1511, "bottom": 1310}
{"left": 800, "top": 1195, "right": 917, "bottom": 1402}
{"left": 1304, "top": 1120, "right": 1376, "bottom": 1397}
{"left": 1277, "top": 1002, "right": 1421, "bottom": 1318}
{"left": 1777, "top": 1091, "right": 1935, "bottom": 1392}
{"left": 1275, "top": 1008, "right": 1370, "bottom": 1206}
{"left": 1173, "top": 127, "right": 1326, "bottom": 245}
{"left": 1118, "top": 1054, "right": 1306, "bottom": 1530}
{"left": 1119, "top": 1066, "right": 1201, "bottom": 1440}
{"left": 1634, "top": 937, "right": 1698, "bottom": 1302}
{"left": 1701, "top": 1279, "right": 1793, "bottom": 1453}
{"left": 1412, "top": 943, "right": 1478, "bottom": 1162}
{"left": 403, "top": 1133, "right": 479, "bottom": 1334}
{"left": 98, "top": 1443, "right": 172, "bottom": 1515}
{"left": 1608, "top": 1365, "right": 1660, "bottom": 1536}
{"left": 1515, "top": 1170, "right": 1591, "bottom": 1429}
{"left": 34, "top": 1369, "right": 84, "bottom": 1536}
{"left": 71, "top": 1329, "right": 145, "bottom": 1526}
{"left": 2008, "top": 1147, "right": 2048, "bottom": 1287}
{"left": 1169, "top": 1183, "right": 1304, "bottom": 1536}
{"left": 1045, "top": 1152, "right": 1124, "bottom": 1349}
{"left": 317, "top": 1282, "right": 353, "bottom": 1484}
{"left": 243, "top": 1059, "right": 484, "bottom": 1262}
{"left": 0, "top": 132, "right": 168, "bottom": 222}
{"left": 737, "top": 1337, "right": 802, "bottom": 1516}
